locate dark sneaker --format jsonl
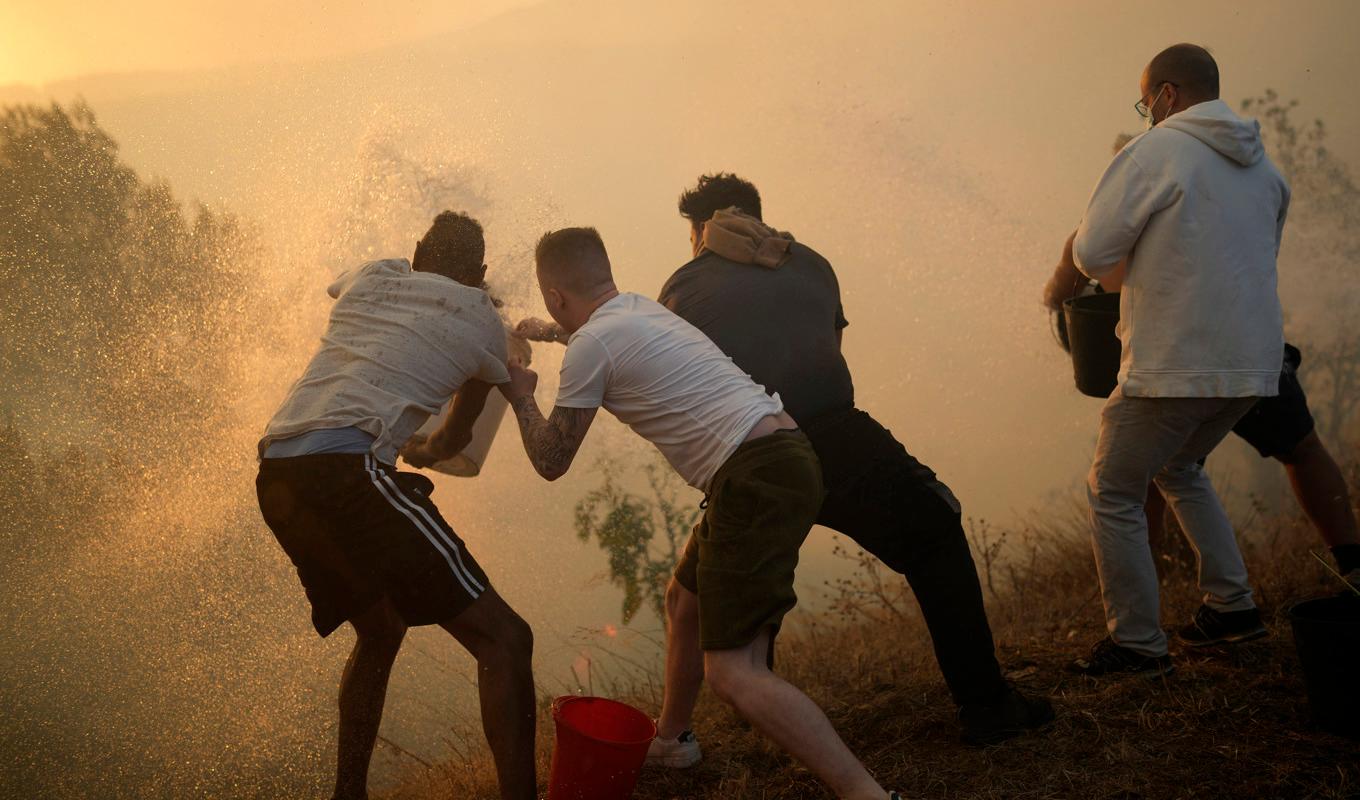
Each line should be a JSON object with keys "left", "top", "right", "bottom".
{"left": 1069, "top": 637, "right": 1174, "bottom": 677}
{"left": 1176, "top": 604, "right": 1268, "bottom": 647}
{"left": 959, "top": 687, "right": 1055, "bottom": 746}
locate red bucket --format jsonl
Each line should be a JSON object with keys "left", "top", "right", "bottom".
{"left": 547, "top": 696, "right": 656, "bottom": 800}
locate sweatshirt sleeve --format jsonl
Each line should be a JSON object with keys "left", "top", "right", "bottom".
{"left": 1073, "top": 148, "right": 1172, "bottom": 278}
{"left": 1274, "top": 178, "right": 1291, "bottom": 257}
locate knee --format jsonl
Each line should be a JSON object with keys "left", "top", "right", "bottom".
{"left": 1276, "top": 431, "right": 1324, "bottom": 467}
{"left": 493, "top": 612, "right": 534, "bottom": 665}
{"left": 1155, "top": 461, "right": 1204, "bottom": 491}
{"left": 1087, "top": 465, "right": 1144, "bottom": 511}
{"left": 665, "top": 579, "right": 696, "bottom": 621}
{"left": 355, "top": 610, "right": 407, "bottom": 654}
{"left": 702, "top": 656, "right": 752, "bottom": 706}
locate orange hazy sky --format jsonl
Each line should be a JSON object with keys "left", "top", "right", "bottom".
{"left": 0, "top": 0, "right": 540, "bottom": 86}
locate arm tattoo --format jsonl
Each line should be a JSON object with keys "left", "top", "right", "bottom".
{"left": 510, "top": 396, "right": 595, "bottom": 479}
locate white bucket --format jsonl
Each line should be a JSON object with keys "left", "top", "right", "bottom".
{"left": 413, "top": 330, "right": 532, "bottom": 477}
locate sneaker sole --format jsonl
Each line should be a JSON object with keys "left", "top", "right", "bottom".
{"left": 645, "top": 752, "right": 701, "bottom": 769}
{"left": 1178, "top": 626, "right": 1268, "bottom": 648}
{"left": 1068, "top": 660, "right": 1175, "bottom": 678}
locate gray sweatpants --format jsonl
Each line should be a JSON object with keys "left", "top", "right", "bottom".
{"left": 1086, "top": 392, "right": 1260, "bottom": 656}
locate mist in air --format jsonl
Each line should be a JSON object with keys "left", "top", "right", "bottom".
{"left": 2, "top": 1, "right": 1358, "bottom": 797}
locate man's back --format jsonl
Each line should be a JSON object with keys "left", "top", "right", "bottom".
{"left": 659, "top": 242, "right": 854, "bottom": 424}
{"left": 554, "top": 292, "right": 781, "bottom": 491}
{"left": 260, "top": 258, "right": 509, "bottom": 463}
{"left": 1075, "top": 99, "right": 1289, "bottom": 397}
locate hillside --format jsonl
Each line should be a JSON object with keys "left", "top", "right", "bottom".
{"left": 382, "top": 503, "right": 1360, "bottom": 800}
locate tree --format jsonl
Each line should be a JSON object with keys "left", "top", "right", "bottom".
{"left": 1242, "top": 90, "right": 1360, "bottom": 446}
{"left": 0, "top": 100, "right": 267, "bottom": 548}
{"left": 573, "top": 456, "right": 699, "bottom": 625}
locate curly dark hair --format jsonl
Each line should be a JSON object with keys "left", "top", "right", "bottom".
{"left": 414, "top": 210, "right": 485, "bottom": 284}
{"left": 678, "top": 173, "right": 762, "bottom": 223}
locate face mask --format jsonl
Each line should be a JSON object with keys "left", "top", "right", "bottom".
{"left": 1144, "top": 84, "right": 1168, "bottom": 130}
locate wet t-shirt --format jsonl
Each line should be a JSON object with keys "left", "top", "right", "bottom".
{"left": 658, "top": 243, "right": 854, "bottom": 425}
{"left": 258, "top": 258, "right": 510, "bottom": 465}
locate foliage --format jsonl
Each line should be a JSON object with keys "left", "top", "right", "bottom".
{"left": 1242, "top": 90, "right": 1360, "bottom": 444}
{"left": 573, "top": 456, "right": 699, "bottom": 625}
{"left": 0, "top": 101, "right": 266, "bottom": 455}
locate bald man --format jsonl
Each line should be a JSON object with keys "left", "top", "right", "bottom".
{"left": 501, "top": 227, "right": 901, "bottom": 800}
{"left": 1046, "top": 138, "right": 1360, "bottom": 597}
{"left": 1065, "top": 44, "right": 1290, "bottom": 677}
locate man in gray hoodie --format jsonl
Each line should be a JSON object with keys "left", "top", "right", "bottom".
{"left": 1068, "top": 44, "right": 1290, "bottom": 677}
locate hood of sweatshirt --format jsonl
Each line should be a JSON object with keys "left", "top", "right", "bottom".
{"left": 1158, "top": 99, "right": 1265, "bottom": 167}
{"left": 698, "top": 208, "right": 795, "bottom": 268}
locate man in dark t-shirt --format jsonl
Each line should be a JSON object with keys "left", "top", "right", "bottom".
{"left": 653, "top": 175, "right": 1052, "bottom": 753}
{"left": 658, "top": 235, "right": 854, "bottom": 424}
{"left": 516, "top": 177, "right": 1054, "bottom": 756}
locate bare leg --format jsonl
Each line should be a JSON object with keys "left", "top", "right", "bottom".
{"left": 335, "top": 598, "right": 407, "bottom": 800}
{"left": 705, "top": 628, "right": 884, "bottom": 800}
{"left": 440, "top": 588, "right": 537, "bottom": 800}
{"left": 1278, "top": 432, "right": 1360, "bottom": 549}
{"left": 656, "top": 578, "right": 704, "bottom": 739}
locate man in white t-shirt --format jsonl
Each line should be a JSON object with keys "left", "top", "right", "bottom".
{"left": 501, "top": 227, "right": 898, "bottom": 800}
{"left": 255, "top": 212, "right": 537, "bottom": 800}
{"left": 1066, "top": 44, "right": 1289, "bottom": 678}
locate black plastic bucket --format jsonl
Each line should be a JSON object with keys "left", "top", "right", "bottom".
{"left": 1062, "top": 292, "right": 1122, "bottom": 398}
{"left": 1288, "top": 594, "right": 1360, "bottom": 738}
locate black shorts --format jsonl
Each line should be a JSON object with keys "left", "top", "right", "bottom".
{"left": 1231, "top": 344, "right": 1316, "bottom": 459}
{"left": 256, "top": 453, "right": 490, "bottom": 637}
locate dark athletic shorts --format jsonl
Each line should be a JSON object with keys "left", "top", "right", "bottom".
{"left": 256, "top": 453, "right": 490, "bottom": 637}
{"left": 1231, "top": 344, "right": 1316, "bottom": 459}
{"left": 673, "top": 430, "right": 823, "bottom": 651}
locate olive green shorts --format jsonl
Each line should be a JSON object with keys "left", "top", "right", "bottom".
{"left": 674, "top": 430, "right": 824, "bottom": 651}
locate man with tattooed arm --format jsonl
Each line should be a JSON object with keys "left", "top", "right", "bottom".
{"left": 501, "top": 227, "right": 901, "bottom": 800}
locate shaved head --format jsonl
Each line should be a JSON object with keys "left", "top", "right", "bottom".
{"left": 1145, "top": 43, "right": 1219, "bottom": 102}
{"left": 534, "top": 227, "right": 615, "bottom": 297}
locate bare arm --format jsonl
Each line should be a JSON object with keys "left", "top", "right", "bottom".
{"left": 399, "top": 379, "right": 495, "bottom": 468}
{"left": 514, "top": 317, "right": 567, "bottom": 346}
{"left": 499, "top": 361, "right": 597, "bottom": 480}
{"left": 508, "top": 398, "right": 597, "bottom": 481}
{"left": 430, "top": 379, "right": 494, "bottom": 457}
{"left": 1043, "top": 230, "right": 1088, "bottom": 311}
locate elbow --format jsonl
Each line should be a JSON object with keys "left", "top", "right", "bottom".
{"left": 1071, "top": 233, "right": 1098, "bottom": 276}
{"left": 534, "top": 461, "right": 569, "bottom": 482}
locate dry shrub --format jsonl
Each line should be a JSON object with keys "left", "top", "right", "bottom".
{"left": 388, "top": 495, "right": 1360, "bottom": 800}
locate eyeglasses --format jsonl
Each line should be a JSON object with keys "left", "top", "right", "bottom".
{"left": 1134, "top": 82, "right": 1177, "bottom": 119}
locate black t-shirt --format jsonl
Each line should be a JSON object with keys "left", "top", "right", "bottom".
{"left": 658, "top": 242, "right": 855, "bottom": 425}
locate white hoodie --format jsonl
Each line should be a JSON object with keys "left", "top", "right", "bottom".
{"left": 1074, "top": 99, "right": 1289, "bottom": 398}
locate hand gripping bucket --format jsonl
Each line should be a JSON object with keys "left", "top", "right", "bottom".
{"left": 1062, "top": 292, "right": 1122, "bottom": 398}
{"left": 413, "top": 329, "right": 532, "bottom": 477}
{"left": 1287, "top": 594, "right": 1360, "bottom": 738}
{"left": 547, "top": 696, "right": 656, "bottom": 800}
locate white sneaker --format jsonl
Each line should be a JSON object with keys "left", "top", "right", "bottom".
{"left": 645, "top": 729, "right": 701, "bottom": 768}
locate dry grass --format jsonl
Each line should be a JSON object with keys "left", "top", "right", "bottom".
{"left": 384, "top": 504, "right": 1360, "bottom": 800}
